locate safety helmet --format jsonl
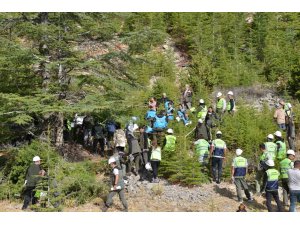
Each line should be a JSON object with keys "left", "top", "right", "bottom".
{"left": 198, "top": 119, "right": 203, "bottom": 123}
{"left": 33, "top": 156, "right": 41, "bottom": 162}
{"left": 236, "top": 149, "right": 243, "bottom": 156}
{"left": 108, "top": 157, "right": 116, "bottom": 165}
{"left": 274, "top": 131, "right": 282, "bottom": 138}
{"left": 167, "top": 128, "right": 174, "bottom": 134}
{"left": 145, "top": 162, "right": 152, "bottom": 171}
{"left": 287, "top": 103, "right": 292, "bottom": 109}
{"left": 227, "top": 91, "right": 234, "bottom": 96}
{"left": 217, "top": 92, "right": 222, "bottom": 98}
{"left": 265, "top": 159, "right": 275, "bottom": 167}
{"left": 267, "top": 134, "right": 274, "bottom": 140}
{"left": 216, "top": 131, "right": 222, "bottom": 135}
{"left": 199, "top": 99, "right": 205, "bottom": 104}
{"left": 287, "top": 149, "right": 295, "bottom": 156}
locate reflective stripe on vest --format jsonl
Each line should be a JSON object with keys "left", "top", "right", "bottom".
{"left": 276, "top": 141, "right": 287, "bottom": 160}
{"left": 164, "top": 135, "right": 176, "bottom": 152}
{"left": 266, "top": 169, "right": 280, "bottom": 190}
{"left": 217, "top": 98, "right": 225, "bottom": 109}
{"left": 233, "top": 156, "right": 247, "bottom": 177}
{"left": 212, "top": 139, "right": 226, "bottom": 157}
{"left": 151, "top": 147, "right": 161, "bottom": 161}
{"left": 280, "top": 158, "right": 292, "bottom": 179}
{"left": 196, "top": 139, "right": 210, "bottom": 156}
{"left": 153, "top": 116, "right": 167, "bottom": 129}
{"left": 265, "top": 142, "right": 277, "bottom": 160}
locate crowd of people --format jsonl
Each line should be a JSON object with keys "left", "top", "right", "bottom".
{"left": 22, "top": 85, "right": 299, "bottom": 212}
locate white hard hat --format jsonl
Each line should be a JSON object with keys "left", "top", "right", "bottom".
{"left": 216, "top": 131, "right": 222, "bottom": 135}
{"left": 287, "top": 149, "right": 295, "bottom": 156}
{"left": 131, "top": 116, "right": 137, "bottom": 121}
{"left": 236, "top": 149, "right": 243, "bottom": 156}
{"left": 227, "top": 91, "right": 234, "bottom": 96}
{"left": 145, "top": 162, "right": 152, "bottom": 171}
{"left": 217, "top": 92, "right": 222, "bottom": 98}
{"left": 199, "top": 99, "right": 205, "bottom": 104}
{"left": 274, "top": 131, "right": 282, "bottom": 138}
{"left": 266, "top": 159, "right": 275, "bottom": 167}
{"left": 267, "top": 134, "right": 274, "bottom": 140}
{"left": 167, "top": 128, "right": 174, "bottom": 134}
{"left": 198, "top": 119, "right": 203, "bottom": 123}
{"left": 108, "top": 157, "right": 116, "bottom": 164}
{"left": 287, "top": 103, "right": 292, "bottom": 109}
{"left": 33, "top": 156, "right": 41, "bottom": 162}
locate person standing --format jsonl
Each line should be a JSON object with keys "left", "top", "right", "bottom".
{"left": 265, "top": 134, "right": 277, "bottom": 161}
{"left": 274, "top": 131, "right": 287, "bottom": 161}
{"left": 194, "top": 134, "right": 210, "bottom": 166}
{"left": 227, "top": 91, "right": 236, "bottom": 114}
{"left": 182, "top": 84, "right": 193, "bottom": 110}
{"left": 92, "top": 122, "right": 106, "bottom": 157}
{"left": 138, "top": 125, "right": 149, "bottom": 180}
{"left": 215, "top": 92, "right": 226, "bottom": 120}
{"left": 113, "top": 122, "right": 126, "bottom": 153}
{"left": 150, "top": 140, "right": 161, "bottom": 183}
{"left": 261, "top": 159, "right": 283, "bottom": 212}
{"left": 210, "top": 131, "right": 227, "bottom": 184}
{"left": 102, "top": 157, "right": 128, "bottom": 212}
{"left": 195, "top": 119, "right": 208, "bottom": 141}
{"left": 279, "top": 150, "right": 295, "bottom": 207}
{"left": 22, "top": 156, "right": 42, "bottom": 210}
{"left": 126, "top": 123, "right": 141, "bottom": 176}
{"left": 163, "top": 128, "right": 177, "bottom": 153}
{"left": 255, "top": 144, "right": 269, "bottom": 195}
{"left": 285, "top": 103, "right": 296, "bottom": 150}
{"left": 288, "top": 160, "right": 300, "bottom": 212}
{"left": 231, "top": 149, "right": 253, "bottom": 203}
{"left": 205, "top": 106, "right": 219, "bottom": 141}
{"left": 273, "top": 103, "right": 286, "bottom": 131}
{"left": 197, "top": 99, "right": 208, "bottom": 120}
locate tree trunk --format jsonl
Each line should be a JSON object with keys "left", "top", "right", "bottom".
{"left": 55, "top": 112, "right": 64, "bottom": 147}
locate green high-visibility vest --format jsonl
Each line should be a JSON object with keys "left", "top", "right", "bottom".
{"left": 266, "top": 168, "right": 280, "bottom": 181}
{"left": 151, "top": 147, "right": 161, "bottom": 161}
{"left": 233, "top": 156, "right": 247, "bottom": 168}
{"left": 195, "top": 139, "right": 210, "bottom": 156}
{"left": 226, "top": 99, "right": 235, "bottom": 111}
{"left": 276, "top": 141, "right": 287, "bottom": 160}
{"left": 265, "top": 142, "right": 277, "bottom": 160}
{"left": 197, "top": 106, "right": 208, "bottom": 119}
{"left": 164, "top": 135, "right": 177, "bottom": 152}
{"left": 260, "top": 152, "right": 268, "bottom": 161}
{"left": 280, "top": 158, "right": 293, "bottom": 179}
{"left": 213, "top": 139, "right": 226, "bottom": 149}
{"left": 217, "top": 98, "right": 225, "bottom": 109}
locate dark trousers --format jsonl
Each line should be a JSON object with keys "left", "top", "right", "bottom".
{"left": 266, "top": 190, "right": 283, "bottom": 212}
{"left": 22, "top": 186, "right": 37, "bottom": 210}
{"left": 93, "top": 138, "right": 105, "bottom": 156}
{"left": 212, "top": 157, "right": 223, "bottom": 181}
{"left": 151, "top": 160, "right": 160, "bottom": 179}
{"left": 281, "top": 179, "right": 289, "bottom": 206}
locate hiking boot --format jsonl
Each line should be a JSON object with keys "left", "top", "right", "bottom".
{"left": 122, "top": 208, "right": 128, "bottom": 212}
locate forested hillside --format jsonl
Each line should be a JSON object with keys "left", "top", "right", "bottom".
{"left": 0, "top": 12, "right": 299, "bottom": 211}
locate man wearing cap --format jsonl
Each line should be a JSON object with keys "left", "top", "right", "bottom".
{"left": 210, "top": 131, "right": 227, "bottom": 184}
{"left": 22, "top": 156, "right": 42, "bottom": 210}
{"left": 265, "top": 134, "right": 277, "bottom": 161}
{"left": 197, "top": 99, "right": 207, "bottom": 120}
{"left": 163, "top": 128, "right": 176, "bottom": 153}
{"left": 227, "top": 91, "right": 236, "bottom": 114}
{"left": 231, "top": 149, "right": 253, "bottom": 203}
{"left": 195, "top": 119, "right": 208, "bottom": 141}
{"left": 279, "top": 149, "right": 295, "bottom": 207}
{"left": 274, "top": 131, "right": 287, "bottom": 161}
{"left": 261, "top": 159, "right": 283, "bottom": 212}
{"left": 102, "top": 157, "right": 128, "bottom": 212}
